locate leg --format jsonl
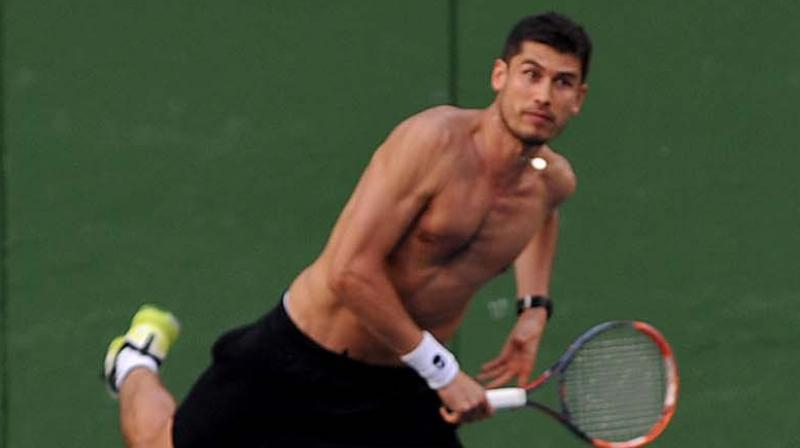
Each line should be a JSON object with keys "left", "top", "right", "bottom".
{"left": 119, "top": 369, "right": 176, "bottom": 448}
{"left": 104, "top": 305, "right": 181, "bottom": 448}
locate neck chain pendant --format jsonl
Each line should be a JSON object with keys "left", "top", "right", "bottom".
{"left": 531, "top": 157, "right": 548, "bottom": 171}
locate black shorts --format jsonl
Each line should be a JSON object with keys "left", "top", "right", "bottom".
{"left": 172, "top": 296, "right": 462, "bottom": 448}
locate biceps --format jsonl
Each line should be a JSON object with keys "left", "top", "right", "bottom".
{"left": 344, "top": 185, "right": 426, "bottom": 257}
{"left": 329, "top": 158, "right": 430, "bottom": 268}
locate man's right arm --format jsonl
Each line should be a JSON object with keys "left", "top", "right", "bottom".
{"left": 324, "top": 110, "right": 490, "bottom": 421}
{"left": 325, "top": 113, "right": 446, "bottom": 355}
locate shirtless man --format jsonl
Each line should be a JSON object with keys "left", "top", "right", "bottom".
{"left": 104, "top": 12, "right": 591, "bottom": 447}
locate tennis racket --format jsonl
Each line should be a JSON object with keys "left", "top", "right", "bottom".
{"left": 469, "top": 321, "right": 679, "bottom": 447}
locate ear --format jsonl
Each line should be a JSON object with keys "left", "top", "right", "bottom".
{"left": 490, "top": 59, "right": 508, "bottom": 93}
{"left": 571, "top": 83, "right": 589, "bottom": 115}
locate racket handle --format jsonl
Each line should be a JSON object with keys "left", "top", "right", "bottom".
{"left": 486, "top": 387, "right": 527, "bottom": 410}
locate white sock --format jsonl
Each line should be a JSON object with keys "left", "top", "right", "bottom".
{"left": 114, "top": 346, "right": 159, "bottom": 391}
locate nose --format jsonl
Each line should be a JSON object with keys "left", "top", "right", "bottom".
{"left": 532, "top": 79, "right": 552, "bottom": 107}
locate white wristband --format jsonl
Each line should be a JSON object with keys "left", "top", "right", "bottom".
{"left": 400, "top": 331, "right": 459, "bottom": 389}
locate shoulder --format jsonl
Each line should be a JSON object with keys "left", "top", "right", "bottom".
{"left": 540, "top": 146, "right": 577, "bottom": 204}
{"left": 375, "top": 106, "right": 475, "bottom": 166}
{"left": 363, "top": 106, "right": 473, "bottom": 192}
{"left": 388, "top": 106, "right": 470, "bottom": 146}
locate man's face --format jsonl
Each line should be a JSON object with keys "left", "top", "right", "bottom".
{"left": 491, "top": 41, "right": 587, "bottom": 146}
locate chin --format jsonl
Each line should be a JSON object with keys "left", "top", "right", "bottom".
{"left": 520, "top": 136, "right": 547, "bottom": 146}
{"left": 515, "top": 130, "right": 549, "bottom": 146}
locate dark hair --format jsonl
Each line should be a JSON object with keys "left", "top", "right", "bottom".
{"left": 501, "top": 12, "right": 592, "bottom": 81}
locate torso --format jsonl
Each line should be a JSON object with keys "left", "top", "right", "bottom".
{"left": 286, "top": 107, "right": 573, "bottom": 364}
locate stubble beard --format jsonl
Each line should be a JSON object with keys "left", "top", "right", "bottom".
{"left": 499, "top": 106, "right": 547, "bottom": 148}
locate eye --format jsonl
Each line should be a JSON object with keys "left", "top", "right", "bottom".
{"left": 555, "top": 76, "right": 576, "bottom": 88}
{"left": 524, "top": 70, "right": 541, "bottom": 81}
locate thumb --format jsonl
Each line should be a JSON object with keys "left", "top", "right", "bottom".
{"left": 517, "top": 364, "right": 534, "bottom": 387}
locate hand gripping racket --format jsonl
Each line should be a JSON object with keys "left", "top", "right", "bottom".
{"left": 485, "top": 321, "right": 679, "bottom": 447}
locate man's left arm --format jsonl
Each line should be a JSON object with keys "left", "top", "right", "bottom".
{"left": 478, "top": 210, "right": 560, "bottom": 388}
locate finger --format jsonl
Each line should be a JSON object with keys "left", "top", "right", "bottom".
{"left": 516, "top": 365, "right": 534, "bottom": 387}
{"left": 476, "top": 363, "right": 506, "bottom": 382}
{"left": 461, "top": 398, "right": 494, "bottom": 423}
{"left": 479, "top": 358, "right": 511, "bottom": 377}
{"left": 440, "top": 406, "right": 462, "bottom": 424}
{"left": 485, "top": 370, "right": 516, "bottom": 389}
{"left": 479, "top": 395, "right": 495, "bottom": 419}
{"left": 483, "top": 345, "right": 513, "bottom": 368}
{"left": 481, "top": 356, "right": 507, "bottom": 372}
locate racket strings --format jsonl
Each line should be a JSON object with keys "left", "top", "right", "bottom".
{"left": 562, "top": 327, "right": 666, "bottom": 442}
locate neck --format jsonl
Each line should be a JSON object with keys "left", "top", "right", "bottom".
{"left": 478, "top": 103, "right": 544, "bottom": 176}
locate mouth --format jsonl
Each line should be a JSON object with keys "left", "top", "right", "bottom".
{"left": 521, "top": 110, "right": 555, "bottom": 123}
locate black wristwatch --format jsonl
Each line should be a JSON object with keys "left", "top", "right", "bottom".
{"left": 516, "top": 295, "right": 553, "bottom": 320}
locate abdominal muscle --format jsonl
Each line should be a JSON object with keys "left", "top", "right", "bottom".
{"left": 285, "top": 253, "right": 481, "bottom": 366}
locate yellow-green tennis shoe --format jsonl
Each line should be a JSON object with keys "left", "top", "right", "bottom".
{"left": 103, "top": 305, "right": 180, "bottom": 396}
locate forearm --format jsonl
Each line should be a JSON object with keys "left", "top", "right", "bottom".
{"left": 514, "top": 211, "right": 559, "bottom": 296}
{"left": 513, "top": 211, "right": 560, "bottom": 329}
{"left": 329, "top": 265, "right": 423, "bottom": 355}
{"left": 330, "top": 264, "right": 461, "bottom": 389}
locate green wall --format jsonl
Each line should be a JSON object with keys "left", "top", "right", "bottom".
{"left": 457, "top": 1, "right": 800, "bottom": 447}
{"left": 3, "top": 1, "right": 799, "bottom": 446}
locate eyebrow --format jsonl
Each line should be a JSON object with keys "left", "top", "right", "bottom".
{"left": 518, "top": 58, "right": 580, "bottom": 79}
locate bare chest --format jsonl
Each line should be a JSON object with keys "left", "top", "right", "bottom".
{"left": 391, "top": 172, "right": 551, "bottom": 287}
